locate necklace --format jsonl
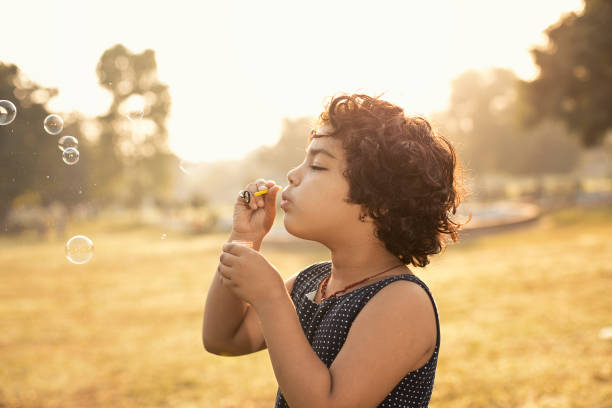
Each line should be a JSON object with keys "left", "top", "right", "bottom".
{"left": 319, "top": 262, "right": 405, "bottom": 301}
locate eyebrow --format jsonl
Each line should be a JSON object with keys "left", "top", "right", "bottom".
{"left": 305, "top": 147, "right": 337, "bottom": 160}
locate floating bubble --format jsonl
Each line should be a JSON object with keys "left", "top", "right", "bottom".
{"left": 179, "top": 160, "right": 192, "bottom": 174}
{"left": 65, "top": 235, "right": 94, "bottom": 264}
{"left": 179, "top": 159, "right": 205, "bottom": 175}
{"left": 58, "top": 135, "right": 79, "bottom": 152}
{"left": 122, "top": 94, "right": 146, "bottom": 121}
{"left": 0, "top": 100, "right": 17, "bottom": 125}
{"left": 127, "top": 108, "right": 143, "bottom": 121}
{"left": 161, "top": 233, "right": 167, "bottom": 240}
{"left": 62, "top": 147, "right": 80, "bottom": 165}
{"left": 44, "top": 114, "right": 64, "bottom": 135}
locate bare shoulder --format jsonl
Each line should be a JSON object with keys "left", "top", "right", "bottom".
{"left": 327, "top": 279, "right": 437, "bottom": 407}
{"left": 362, "top": 279, "right": 437, "bottom": 350}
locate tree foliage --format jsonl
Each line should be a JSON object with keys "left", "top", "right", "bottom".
{"left": 434, "top": 67, "right": 581, "bottom": 176}
{"left": 93, "top": 44, "right": 175, "bottom": 206}
{"left": 518, "top": 0, "right": 612, "bottom": 146}
{"left": 0, "top": 63, "right": 85, "bottom": 230}
{"left": 0, "top": 44, "right": 174, "bottom": 231}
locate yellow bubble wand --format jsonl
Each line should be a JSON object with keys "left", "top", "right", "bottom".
{"left": 253, "top": 188, "right": 269, "bottom": 197}
{"left": 238, "top": 188, "right": 270, "bottom": 204}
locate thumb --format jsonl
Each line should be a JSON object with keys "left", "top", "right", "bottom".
{"left": 265, "top": 185, "right": 281, "bottom": 203}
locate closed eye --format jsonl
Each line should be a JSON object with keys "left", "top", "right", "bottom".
{"left": 310, "top": 165, "right": 326, "bottom": 171}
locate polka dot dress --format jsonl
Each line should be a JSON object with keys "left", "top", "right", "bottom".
{"left": 274, "top": 261, "right": 440, "bottom": 408}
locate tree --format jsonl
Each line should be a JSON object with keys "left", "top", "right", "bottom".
{"left": 0, "top": 63, "right": 90, "bottom": 231}
{"left": 93, "top": 44, "right": 175, "bottom": 207}
{"left": 518, "top": 0, "right": 612, "bottom": 146}
{"left": 434, "top": 67, "right": 581, "bottom": 176}
{"left": 0, "top": 43, "right": 175, "bottom": 232}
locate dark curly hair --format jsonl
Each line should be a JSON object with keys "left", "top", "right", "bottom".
{"left": 310, "top": 93, "right": 471, "bottom": 268}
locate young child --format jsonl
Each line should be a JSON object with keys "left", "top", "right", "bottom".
{"left": 203, "top": 93, "right": 468, "bottom": 407}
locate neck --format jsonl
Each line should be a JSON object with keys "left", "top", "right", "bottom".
{"left": 320, "top": 220, "right": 409, "bottom": 292}
{"left": 327, "top": 242, "right": 407, "bottom": 289}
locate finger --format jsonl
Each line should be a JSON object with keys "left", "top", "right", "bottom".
{"left": 222, "top": 243, "right": 246, "bottom": 259}
{"left": 247, "top": 178, "right": 266, "bottom": 210}
{"left": 222, "top": 242, "right": 232, "bottom": 253}
{"left": 246, "top": 179, "right": 266, "bottom": 192}
{"left": 218, "top": 264, "right": 232, "bottom": 281}
{"left": 222, "top": 241, "right": 241, "bottom": 254}
{"left": 256, "top": 184, "right": 268, "bottom": 207}
{"left": 255, "top": 179, "right": 279, "bottom": 207}
{"left": 264, "top": 180, "right": 280, "bottom": 194}
{"left": 217, "top": 265, "right": 224, "bottom": 283}
{"left": 238, "top": 189, "right": 254, "bottom": 209}
{"left": 219, "top": 251, "right": 231, "bottom": 266}
{"left": 244, "top": 188, "right": 256, "bottom": 210}
{"left": 265, "top": 182, "right": 281, "bottom": 200}
{"left": 219, "top": 251, "right": 238, "bottom": 266}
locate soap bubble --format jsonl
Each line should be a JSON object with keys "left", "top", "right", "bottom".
{"left": 62, "top": 147, "right": 80, "bottom": 165}
{"left": 44, "top": 114, "right": 64, "bottom": 135}
{"left": 161, "top": 233, "right": 167, "bottom": 240}
{"left": 127, "top": 107, "right": 144, "bottom": 121}
{"left": 179, "top": 159, "right": 205, "bottom": 175}
{"left": 58, "top": 135, "right": 79, "bottom": 152}
{"left": 122, "top": 94, "right": 146, "bottom": 121}
{"left": 179, "top": 160, "right": 192, "bottom": 174}
{"left": 0, "top": 100, "right": 17, "bottom": 125}
{"left": 65, "top": 235, "right": 94, "bottom": 264}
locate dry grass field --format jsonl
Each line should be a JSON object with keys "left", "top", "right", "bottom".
{"left": 0, "top": 205, "right": 610, "bottom": 407}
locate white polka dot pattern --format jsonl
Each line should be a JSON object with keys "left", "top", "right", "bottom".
{"left": 274, "top": 261, "right": 440, "bottom": 407}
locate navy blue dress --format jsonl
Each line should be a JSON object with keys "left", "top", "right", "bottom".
{"left": 274, "top": 261, "right": 440, "bottom": 408}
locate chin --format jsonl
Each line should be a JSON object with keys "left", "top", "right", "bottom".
{"left": 283, "top": 215, "right": 299, "bottom": 236}
{"left": 284, "top": 217, "right": 331, "bottom": 246}
{"left": 283, "top": 216, "right": 311, "bottom": 240}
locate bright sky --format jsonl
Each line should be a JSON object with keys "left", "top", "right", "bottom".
{"left": 3, "top": 0, "right": 583, "bottom": 163}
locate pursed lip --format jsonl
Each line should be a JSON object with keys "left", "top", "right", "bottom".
{"left": 280, "top": 191, "right": 293, "bottom": 211}
{"left": 281, "top": 192, "right": 292, "bottom": 202}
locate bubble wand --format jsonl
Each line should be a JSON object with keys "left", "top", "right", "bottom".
{"left": 233, "top": 188, "right": 272, "bottom": 248}
{"left": 238, "top": 188, "right": 269, "bottom": 205}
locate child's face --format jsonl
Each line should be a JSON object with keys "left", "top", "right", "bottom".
{"left": 282, "top": 134, "right": 365, "bottom": 247}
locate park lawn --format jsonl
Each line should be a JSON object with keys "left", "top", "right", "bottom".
{"left": 0, "top": 205, "right": 610, "bottom": 407}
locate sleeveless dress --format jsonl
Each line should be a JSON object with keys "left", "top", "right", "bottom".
{"left": 274, "top": 261, "right": 440, "bottom": 408}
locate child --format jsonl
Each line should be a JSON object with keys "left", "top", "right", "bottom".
{"left": 203, "top": 93, "right": 468, "bottom": 407}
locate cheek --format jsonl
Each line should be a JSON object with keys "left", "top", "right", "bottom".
{"left": 283, "top": 192, "right": 360, "bottom": 240}
{"left": 308, "top": 178, "right": 350, "bottom": 209}
{"left": 298, "top": 191, "right": 353, "bottom": 222}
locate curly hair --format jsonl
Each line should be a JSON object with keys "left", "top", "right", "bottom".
{"left": 310, "top": 93, "right": 470, "bottom": 268}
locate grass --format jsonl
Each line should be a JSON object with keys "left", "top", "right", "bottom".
{"left": 0, "top": 205, "right": 610, "bottom": 407}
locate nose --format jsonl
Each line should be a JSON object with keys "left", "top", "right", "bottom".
{"left": 286, "top": 166, "right": 298, "bottom": 186}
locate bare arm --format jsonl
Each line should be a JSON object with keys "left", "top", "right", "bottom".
{"left": 254, "top": 291, "right": 332, "bottom": 408}
{"left": 202, "top": 231, "right": 263, "bottom": 353}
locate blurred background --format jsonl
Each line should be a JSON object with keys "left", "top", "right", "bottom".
{"left": 0, "top": 0, "right": 610, "bottom": 407}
